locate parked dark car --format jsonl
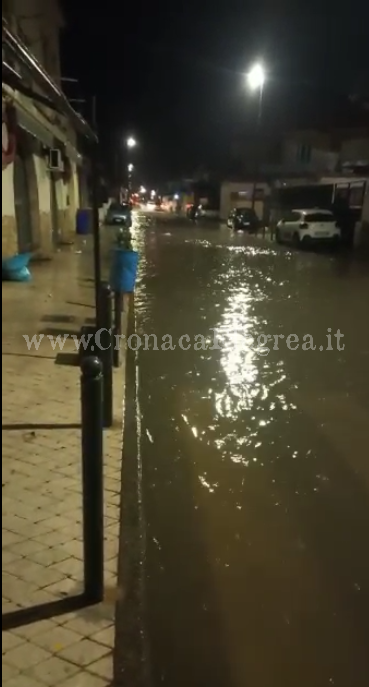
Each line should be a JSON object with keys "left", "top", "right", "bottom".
{"left": 227, "top": 207, "right": 261, "bottom": 232}
{"left": 105, "top": 202, "right": 132, "bottom": 228}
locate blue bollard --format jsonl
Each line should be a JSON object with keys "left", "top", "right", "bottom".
{"left": 109, "top": 248, "right": 139, "bottom": 293}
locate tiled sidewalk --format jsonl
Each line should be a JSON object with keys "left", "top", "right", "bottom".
{"left": 2, "top": 239, "right": 127, "bottom": 686}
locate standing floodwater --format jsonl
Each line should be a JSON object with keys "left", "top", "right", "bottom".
{"left": 133, "top": 216, "right": 369, "bottom": 687}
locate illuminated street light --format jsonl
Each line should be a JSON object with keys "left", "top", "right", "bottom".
{"left": 126, "top": 136, "right": 137, "bottom": 149}
{"left": 140, "top": 185, "right": 147, "bottom": 194}
{"left": 128, "top": 163, "right": 134, "bottom": 173}
{"left": 151, "top": 190, "right": 156, "bottom": 198}
{"left": 246, "top": 63, "right": 265, "bottom": 91}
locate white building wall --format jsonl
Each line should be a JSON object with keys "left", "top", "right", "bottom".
{"left": 2, "top": 164, "right": 18, "bottom": 258}
{"left": 340, "top": 138, "right": 369, "bottom": 163}
{"left": 220, "top": 181, "right": 269, "bottom": 220}
{"left": 282, "top": 140, "right": 338, "bottom": 173}
{"left": 2, "top": 164, "right": 15, "bottom": 216}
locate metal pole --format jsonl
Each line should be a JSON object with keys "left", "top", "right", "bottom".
{"left": 80, "top": 356, "right": 104, "bottom": 603}
{"left": 92, "top": 95, "right": 97, "bottom": 131}
{"left": 99, "top": 282, "right": 114, "bottom": 428}
{"left": 91, "top": 145, "right": 102, "bottom": 327}
{"left": 113, "top": 291, "right": 122, "bottom": 368}
{"left": 251, "top": 83, "right": 264, "bottom": 211}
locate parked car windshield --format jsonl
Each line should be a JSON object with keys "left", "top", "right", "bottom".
{"left": 110, "top": 202, "right": 130, "bottom": 211}
{"left": 305, "top": 212, "right": 333, "bottom": 223}
{"left": 235, "top": 208, "right": 256, "bottom": 219}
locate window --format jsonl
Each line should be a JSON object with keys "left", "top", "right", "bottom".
{"left": 297, "top": 143, "right": 312, "bottom": 164}
{"left": 230, "top": 191, "right": 250, "bottom": 201}
{"left": 235, "top": 208, "right": 257, "bottom": 220}
{"left": 283, "top": 210, "right": 300, "bottom": 222}
{"left": 305, "top": 212, "right": 334, "bottom": 223}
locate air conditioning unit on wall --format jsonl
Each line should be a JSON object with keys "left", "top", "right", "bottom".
{"left": 48, "top": 148, "right": 64, "bottom": 172}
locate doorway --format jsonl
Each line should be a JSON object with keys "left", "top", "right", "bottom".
{"left": 13, "top": 152, "right": 33, "bottom": 253}
{"left": 50, "top": 174, "right": 60, "bottom": 245}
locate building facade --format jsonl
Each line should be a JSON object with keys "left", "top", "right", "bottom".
{"left": 2, "top": 0, "right": 82, "bottom": 259}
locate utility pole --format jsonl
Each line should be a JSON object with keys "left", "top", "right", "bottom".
{"left": 92, "top": 95, "right": 97, "bottom": 132}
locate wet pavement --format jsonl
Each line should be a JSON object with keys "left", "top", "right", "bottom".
{"left": 132, "top": 214, "right": 369, "bottom": 687}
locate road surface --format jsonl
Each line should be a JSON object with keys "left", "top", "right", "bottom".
{"left": 128, "top": 214, "right": 369, "bottom": 687}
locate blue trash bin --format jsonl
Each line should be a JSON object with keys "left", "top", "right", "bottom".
{"left": 76, "top": 208, "right": 91, "bottom": 235}
{"left": 109, "top": 248, "right": 139, "bottom": 293}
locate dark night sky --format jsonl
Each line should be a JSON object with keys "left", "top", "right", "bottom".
{"left": 60, "top": 0, "right": 369, "bottom": 184}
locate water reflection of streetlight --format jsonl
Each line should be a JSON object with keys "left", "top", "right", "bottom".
{"left": 127, "top": 163, "right": 134, "bottom": 199}
{"left": 246, "top": 62, "right": 266, "bottom": 210}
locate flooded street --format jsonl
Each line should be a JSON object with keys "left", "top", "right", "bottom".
{"left": 133, "top": 216, "right": 369, "bottom": 687}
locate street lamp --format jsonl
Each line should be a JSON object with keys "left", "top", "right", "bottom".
{"left": 126, "top": 136, "right": 137, "bottom": 149}
{"left": 128, "top": 163, "right": 134, "bottom": 173}
{"left": 247, "top": 63, "right": 265, "bottom": 92}
{"left": 246, "top": 62, "right": 266, "bottom": 210}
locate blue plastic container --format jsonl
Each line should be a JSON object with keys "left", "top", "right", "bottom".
{"left": 76, "top": 208, "right": 91, "bottom": 235}
{"left": 109, "top": 248, "right": 139, "bottom": 293}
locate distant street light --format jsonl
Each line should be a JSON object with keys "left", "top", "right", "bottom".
{"left": 126, "top": 136, "right": 137, "bottom": 149}
{"left": 247, "top": 63, "right": 265, "bottom": 91}
{"left": 151, "top": 190, "right": 156, "bottom": 198}
{"left": 246, "top": 62, "right": 266, "bottom": 210}
{"left": 140, "top": 185, "right": 146, "bottom": 194}
{"left": 128, "top": 163, "right": 134, "bottom": 173}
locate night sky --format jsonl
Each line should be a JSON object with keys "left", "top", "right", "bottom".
{"left": 60, "top": 0, "right": 369, "bottom": 185}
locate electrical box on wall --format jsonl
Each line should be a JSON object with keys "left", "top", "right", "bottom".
{"left": 48, "top": 148, "right": 64, "bottom": 172}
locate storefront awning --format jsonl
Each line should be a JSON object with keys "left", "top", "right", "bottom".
{"left": 16, "top": 104, "right": 55, "bottom": 148}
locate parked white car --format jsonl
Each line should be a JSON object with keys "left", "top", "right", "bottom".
{"left": 275, "top": 209, "right": 341, "bottom": 247}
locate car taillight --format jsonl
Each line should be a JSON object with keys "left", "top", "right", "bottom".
{"left": 299, "top": 222, "right": 308, "bottom": 229}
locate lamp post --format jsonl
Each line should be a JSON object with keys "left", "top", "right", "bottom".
{"left": 125, "top": 137, "right": 137, "bottom": 200}
{"left": 246, "top": 63, "right": 265, "bottom": 210}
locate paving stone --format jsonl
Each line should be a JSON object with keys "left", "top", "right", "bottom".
{"left": 88, "top": 656, "right": 114, "bottom": 681}
{"left": 28, "top": 655, "right": 80, "bottom": 685}
{"left": 12, "top": 619, "right": 57, "bottom": 640}
{"left": 91, "top": 625, "right": 115, "bottom": 649}
{"left": 58, "top": 638, "right": 110, "bottom": 666}
{"left": 61, "top": 613, "right": 114, "bottom": 637}
{"left": 2, "top": 662, "right": 20, "bottom": 682}
{"left": 3, "top": 642, "right": 51, "bottom": 670}
{"left": 2, "top": 630, "right": 26, "bottom": 652}
{"left": 57, "top": 673, "right": 109, "bottom": 687}
{"left": 32, "top": 625, "right": 83, "bottom": 652}
{"left": 3, "top": 676, "right": 42, "bottom": 687}
{"left": 2, "top": 248, "right": 127, "bottom": 687}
